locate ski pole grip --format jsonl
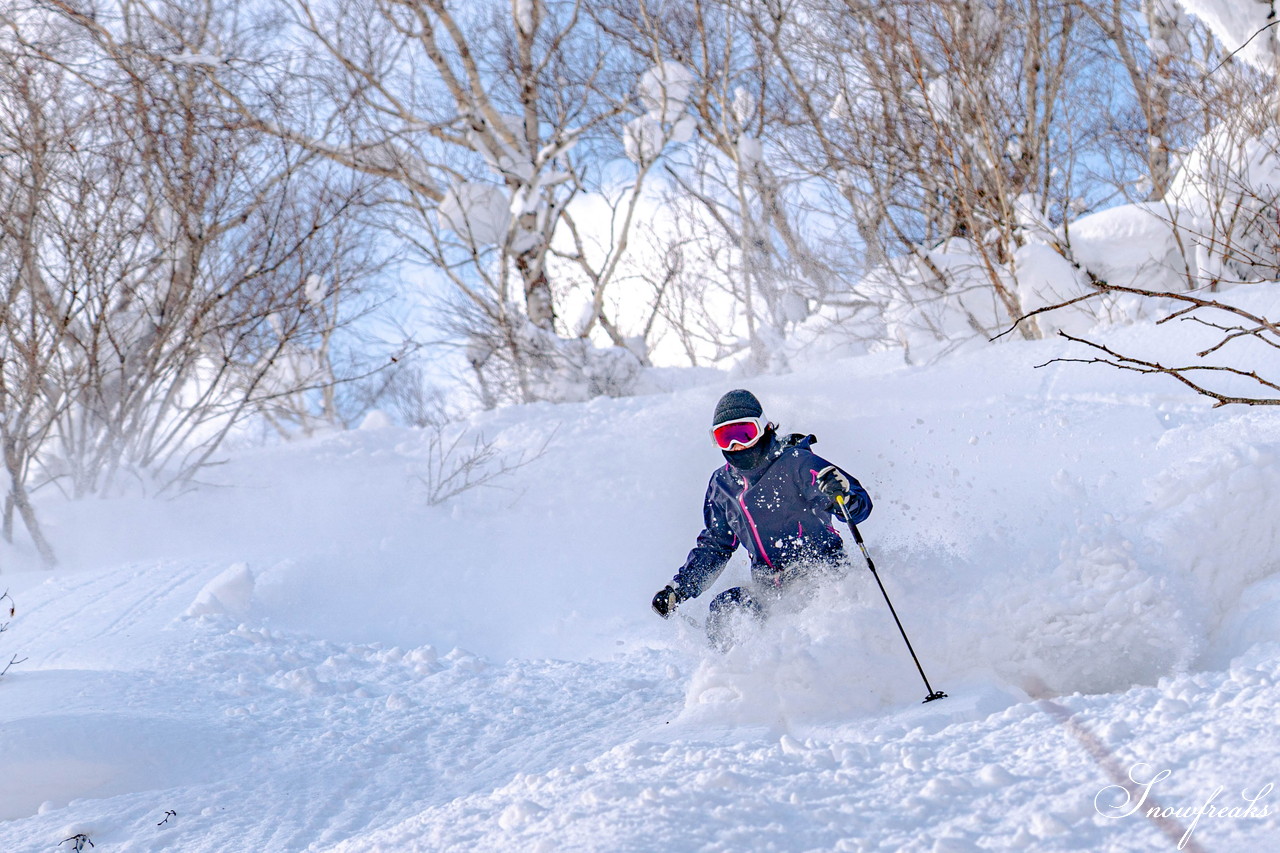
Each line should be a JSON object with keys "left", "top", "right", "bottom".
{"left": 834, "top": 494, "right": 861, "bottom": 540}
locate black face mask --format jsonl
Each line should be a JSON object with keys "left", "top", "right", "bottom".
{"left": 721, "top": 429, "right": 775, "bottom": 471}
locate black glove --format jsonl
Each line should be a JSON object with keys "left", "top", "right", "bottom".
{"left": 816, "top": 465, "right": 851, "bottom": 504}
{"left": 652, "top": 584, "right": 680, "bottom": 619}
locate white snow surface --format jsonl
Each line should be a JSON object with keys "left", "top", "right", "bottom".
{"left": 4, "top": 328, "right": 1280, "bottom": 850}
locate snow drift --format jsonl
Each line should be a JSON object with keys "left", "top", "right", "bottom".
{"left": 3, "top": 313, "right": 1280, "bottom": 849}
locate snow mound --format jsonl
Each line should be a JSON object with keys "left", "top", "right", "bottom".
{"left": 1067, "top": 202, "right": 1183, "bottom": 298}
{"left": 184, "top": 562, "right": 255, "bottom": 618}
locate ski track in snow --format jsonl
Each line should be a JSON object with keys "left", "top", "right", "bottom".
{"left": 1, "top": 565, "right": 686, "bottom": 850}
{"left": 3, "top": 337, "right": 1280, "bottom": 850}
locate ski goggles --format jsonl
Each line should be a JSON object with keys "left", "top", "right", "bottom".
{"left": 710, "top": 417, "right": 769, "bottom": 451}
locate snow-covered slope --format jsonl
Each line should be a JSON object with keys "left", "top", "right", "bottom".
{"left": 2, "top": 330, "right": 1280, "bottom": 851}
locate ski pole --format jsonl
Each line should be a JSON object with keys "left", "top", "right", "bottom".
{"left": 836, "top": 495, "right": 947, "bottom": 704}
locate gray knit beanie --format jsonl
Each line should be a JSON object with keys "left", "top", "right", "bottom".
{"left": 711, "top": 389, "right": 763, "bottom": 427}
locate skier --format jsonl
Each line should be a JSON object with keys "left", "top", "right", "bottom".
{"left": 651, "top": 389, "right": 872, "bottom": 649}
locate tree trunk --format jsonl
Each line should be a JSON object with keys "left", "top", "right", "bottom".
{"left": 3, "top": 440, "right": 55, "bottom": 568}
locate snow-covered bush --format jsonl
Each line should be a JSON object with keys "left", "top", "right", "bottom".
{"left": 1163, "top": 119, "right": 1280, "bottom": 288}
{"left": 471, "top": 317, "right": 646, "bottom": 405}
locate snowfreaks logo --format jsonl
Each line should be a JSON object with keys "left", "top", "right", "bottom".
{"left": 1094, "top": 763, "right": 1273, "bottom": 850}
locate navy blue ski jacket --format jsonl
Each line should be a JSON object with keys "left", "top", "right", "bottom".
{"left": 671, "top": 433, "right": 872, "bottom": 600}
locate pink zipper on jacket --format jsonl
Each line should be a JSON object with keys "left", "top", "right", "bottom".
{"left": 737, "top": 478, "right": 776, "bottom": 570}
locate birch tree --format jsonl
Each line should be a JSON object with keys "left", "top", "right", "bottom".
{"left": 0, "top": 18, "right": 75, "bottom": 564}
{"left": 0, "top": 1, "right": 389, "bottom": 574}
{"left": 590, "top": 0, "right": 849, "bottom": 372}
{"left": 199, "top": 0, "right": 663, "bottom": 405}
